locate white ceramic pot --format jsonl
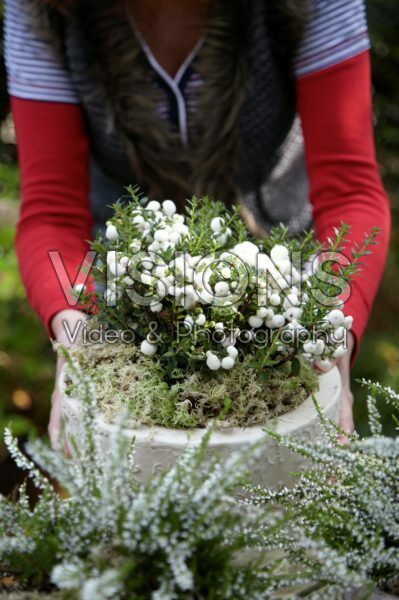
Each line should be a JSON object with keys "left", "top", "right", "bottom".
{"left": 61, "top": 367, "right": 341, "bottom": 488}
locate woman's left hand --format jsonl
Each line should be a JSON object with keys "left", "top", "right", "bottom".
{"left": 315, "top": 331, "right": 355, "bottom": 438}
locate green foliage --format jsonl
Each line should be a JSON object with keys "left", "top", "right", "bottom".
{"left": 250, "top": 380, "right": 399, "bottom": 596}
{"left": 0, "top": 163, "right": 19, "bottom": 201}
{"left": 2, "top": 354, "right": 399, "bottom": 598}
{"left": 0, "top": 351, "right": 293, "bottom": 599}
{"left": 80, "top": 189, "right": 373, "bottom": 383}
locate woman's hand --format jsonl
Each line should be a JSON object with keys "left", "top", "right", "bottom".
{"left": 314, "top": 331, "right": 355, "bottom": 440}
{"left": 336, "top": 331, "right": 356, "bottom": 439}
{"left": 49, "top": 309, "right": 87, "bottom": 450}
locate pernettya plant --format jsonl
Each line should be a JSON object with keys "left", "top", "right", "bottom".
{"left": 76, "top": 188, "right": 378, "bottom": 378}
{"left": 1, "top": 355, "right": 398, "bottom": 598}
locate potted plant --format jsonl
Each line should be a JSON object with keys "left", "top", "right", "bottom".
{"left": 60, "top": 189, "right": 376, "bottom": 487}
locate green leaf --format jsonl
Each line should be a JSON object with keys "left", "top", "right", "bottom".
{"left": 290, "top": 357, "right": 301, "bottom": 377}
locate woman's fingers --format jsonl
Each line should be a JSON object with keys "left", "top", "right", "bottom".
{"left": 48, "top": 385, "right": 63, "bottom": 451}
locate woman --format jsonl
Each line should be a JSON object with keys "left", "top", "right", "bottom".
{"left": 4, "top": 0, "right": 390, "bottom": 447}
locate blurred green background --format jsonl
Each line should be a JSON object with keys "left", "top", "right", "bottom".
{"left": 0, "top": 0, "right": 398, "bottom": 493}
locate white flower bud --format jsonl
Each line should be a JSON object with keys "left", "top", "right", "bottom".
{"left": 256, "top": 307, "right": 269, "bottom": 319}
{"left": 221, "top": 356, "right": 235, "bottom": 370}
{"left": 214, "top": 322, "right": 224, "bottom": 331}
{"left": 140, "top": 340, "right": 157, "bottom": 356}
{"left": 221, "top": 266, "right": 231, "bottom": 279}
{"left": 105, "top": 224, "right": 118, "bottom": 241}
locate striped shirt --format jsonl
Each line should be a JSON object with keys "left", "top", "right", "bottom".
{"left": 4, "top": 0, "right": 370, "bottom": 143}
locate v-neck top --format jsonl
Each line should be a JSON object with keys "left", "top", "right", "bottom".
{"left": 5, "top": 0, "right": 371, "bottom": 149}
{"left": 133, "top": 27, "right": 204, "bottom": 146}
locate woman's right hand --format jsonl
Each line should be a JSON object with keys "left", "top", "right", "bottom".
{"left": 49, "top": 309, "right": 87, "bottom": 450}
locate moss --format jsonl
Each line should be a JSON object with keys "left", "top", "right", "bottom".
{"left": 66, "top": 342, "right": 319, "bottom": 429}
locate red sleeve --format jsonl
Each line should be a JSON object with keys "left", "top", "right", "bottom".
{"left": 12, "top": 97, "right": 93, "bottom": 338}
{"left": 297, "top": 51, "right": 391, "bottom": 354}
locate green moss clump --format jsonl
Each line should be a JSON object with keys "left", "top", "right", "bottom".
{"left": 66, "top": 342, "right": 319, "bottom": 429}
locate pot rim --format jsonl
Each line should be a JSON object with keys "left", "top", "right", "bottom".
{"left": 60, "top": 367, "right": 341, "bottom": 446}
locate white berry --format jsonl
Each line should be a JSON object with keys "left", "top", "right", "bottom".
{"left": 269, "top": 293, "right": 281, "bottom": 307}
{"left": 328, "top": 309, "right": 345, "bottom": 327}
{"left": 154, "top": 229, "right": 169, "bottom": 243}
{"left": 221, "top": 356, "right": 235, "bottom": 370}
{"left": 270, "top": 244, "right": 289, "bottom": 262}
{"left": 249, "top": 316, "right": 263, "bottom": 329}
{"left": 140, "top": 340, "right": 157, "bottom": 356}
{"left": 206, "top": 354, "right": 221, "bottom": 371}
{"left": 333, "top": 345, "right": 347, "bottom": 359}
{"left": 162, "top": 199, "right": 176, "bottom": 217}
{"left": 214, "top": 281, "right": 230, "bottom": 297}
{"left": 210, "top": 217, "right": 224, "bottom": 233}
{"left": 146, "top": 200, "right": 161, "bottom": 212}
{"left": 150, "top": 302, "right": 163, "bottom": 313}
{"left": 271, "top": 314, "right": 285, "bottom": 328}
{"left": 226, "top": 346, "right": 238, "bottom": 359}
{"left": 195, "top": 314, "right": 206, "bottom": 326}
{"left": 105, "top": 224, "right": 118, "bottom": 241}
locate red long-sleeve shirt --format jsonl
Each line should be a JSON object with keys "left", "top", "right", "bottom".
{"left": 12, "top": 51, "right": 390, "bottom": 348}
